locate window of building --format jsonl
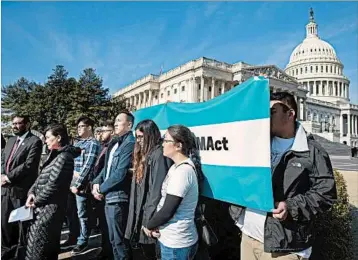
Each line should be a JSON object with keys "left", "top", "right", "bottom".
{"left": 155, "top": 95, "right": 158, "bottom": 99}
{"left": 167, "top": 90, "right": 170, "bottom": 96}
{"left": 310, "top": 66, "right": 313, "bottom": 73}
{"left": 316, "top": 66, "right": 318, "bottom": 73}
{"left": 300, "top": 68, "right": 303, "bottom": 74}
{"left": 292, "top": 70, "right": 295, "bottom": 76}
{"left": 330, "top": 66, "right": 332, "bottom": 73}
{"left": 182, "top": 86, "right": 185, "bottom": 91}
{"left": 174, "top": 89, "right": 177, "bottom": 94}
{"left": 296, "top": 69, "right": 298, "bottom": 75}
{"left": 161, "top": 93, "right": 163, "bottom": 98}
{"left": 334, "top": 66, "right": 336, "bottom": 73}
{"left": 316, "top": 85, "right": 319, "bottom": 94}
{"left": 326, "top": 66, "right": 328, "bottom": 73}
{"left": 321, "top": 66, "right": 323, "bottom": 73}
{"left": 305, "top": 67, "right": 307, "bottom": 73}
{"left": 198, "top": 84, "right": 201, "bottom": 90}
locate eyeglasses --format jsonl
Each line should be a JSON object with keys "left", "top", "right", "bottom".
{"left": 162, "top": 139, "right": 175, "bottom": 144}
{"left": 136, "top": 135, "right": 144, "bottom": 141}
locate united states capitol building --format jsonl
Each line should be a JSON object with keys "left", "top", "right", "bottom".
{"left": 114, "top": 9, "right": 358, "bottom": 148}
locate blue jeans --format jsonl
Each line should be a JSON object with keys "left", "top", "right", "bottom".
{"left": 105, "top": 202, "right": 131, "bottom": 260}
{"left": 75, "top": 194, "right": 92, "bottom": 245}
{"left": 160, "top": 242, "right": 198, "bottom": 260}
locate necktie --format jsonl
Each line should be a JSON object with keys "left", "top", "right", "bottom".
{"left": 6, "top": 139, "right": 20, "bottom": 175}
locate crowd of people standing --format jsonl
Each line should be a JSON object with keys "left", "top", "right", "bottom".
{"left": 1, "top": 91, "right": 337, "bottom": 260}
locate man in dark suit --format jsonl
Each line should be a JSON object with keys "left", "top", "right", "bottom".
{"left": 1, "top": 115, "right": 43, "bottom": 260}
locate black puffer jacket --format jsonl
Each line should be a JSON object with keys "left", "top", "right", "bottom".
{"left": 26, "top": 145, "right": 81, "bottom": 260}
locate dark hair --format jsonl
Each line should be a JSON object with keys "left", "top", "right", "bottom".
{"left": 133, "top": 120, "right": 161, "bottom": 183}
{"left": 12, "top": 114, "right": 30, "bottom": 124}
{"left": 270, "top": 92, "right": 298, "bottom": 121}
{"left": 100, "top": 120, "right": 114, "bottom": 129}
{"left": 167, "top": 125, "right": 203, "bottom": 182}
{"left": 1, "top": 134, "right": 6, "bottom": 149}
{"left": 45, "top": 124, "right": 70, "bottom": 147}
{"left": 118, "top": 110, "right": 135, "bottom": 128}
{"left": 76, "top": 116, "right": 95, "bottom": 128}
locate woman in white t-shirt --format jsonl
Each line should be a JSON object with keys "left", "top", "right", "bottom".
{"left": 143, "top": 125, "right": 200, "bottom": 260}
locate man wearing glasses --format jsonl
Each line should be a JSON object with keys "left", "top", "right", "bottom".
{"left": 64, "top": 116, "right": 100, "bottom": 255}
{"left": 92, "top": 110, "right": 135, "bottom": 260}
{"left": 91, "top": 120, "right": 115, "bottom": 260}
{"left": 230, "top": 92, "right": 337, "bottom": 260}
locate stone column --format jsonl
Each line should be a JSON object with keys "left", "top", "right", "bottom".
{"left": 133, "top": 96, "right": 136, "bottom": 108}
{"left": 221, "top": 81, "right": 225, "bottom": 95}
{"left": 302, "top": 99, "right": 307, "bottom": 121}
{"left": 348, "top": 114, "right": 351, "bottom": 136}
{"left": 313, "top": 81, "right": 316, "bottom": 95}
{"left": 192, "top": 77, "right": 198, "bottom": 102}
{"left": 354, "top": 115, "right": 357, "bottom": 136}
{"left": 143, "top": 91, "right": 147, "bottom": 108}
{"left": 148, "top": 89, "right": 152, "bottom": 107}
{"left": 200, "top": 76, "right": 205, "bottom": 102}
{"left": 211, "top": 78, "right": 216, "bottom": 99}
{"left": 299, "top": 98, "right": 305, "bottom": 121}
{"left": 139, "top": 93, "right": 143, "bottom": 109}
{"left": 340, "top": 114, "right": 344, "bottom": 136}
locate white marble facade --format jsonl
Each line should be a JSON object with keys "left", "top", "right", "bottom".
{"left": 113, "top": 9, "right": 358, "bottom": 148}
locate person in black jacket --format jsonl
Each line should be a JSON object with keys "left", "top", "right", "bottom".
{"left": 1, "top": 115, "right": 43, "bottom": 260}
{"left": 229, "top": 92, "right": 337, "bottom": 260}
{"left": 91, "top": 120, "right": 115, "bottom": 260}
{"left": 25, "top": 124, "right": 81, "bottom": 260}
{"left": 125, "top": 119, "right": 173, "bottom": 259}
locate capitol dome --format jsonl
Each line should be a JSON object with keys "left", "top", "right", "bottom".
{"left": 285, "top": 8, "right": 350, "bottom": 103}
{"left": 289, "top": 37, "right": 339, "bottom": 64}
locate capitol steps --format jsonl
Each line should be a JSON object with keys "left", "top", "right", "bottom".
{"left": 312, "top": 134, "right": 352, "bottom": 157}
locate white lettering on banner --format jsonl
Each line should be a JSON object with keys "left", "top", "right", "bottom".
{"left": 160, "top": 118, "right": 270, "bottom": 168}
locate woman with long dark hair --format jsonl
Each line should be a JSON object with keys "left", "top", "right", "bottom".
{"left": 25, "top": 124, "right": 81, "bottom": 260}
{"left": 143, "top": 124, "right": 202, "bottom": 260}
{"left": 125, "top": 119, "right": 172, "bottom": 259}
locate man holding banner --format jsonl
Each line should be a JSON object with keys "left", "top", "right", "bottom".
{"left": 230, "top": 92, "right": 337, "bottom": 260}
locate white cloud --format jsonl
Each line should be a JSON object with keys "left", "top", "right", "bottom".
{"left": 204, "top": 2, "right": 222, "bottom": 18}
{"left": 48, "top": 32, "right": 74, "bottom": 63}
{"left": 321, "top": 16, "right": 358, "bottom": 40}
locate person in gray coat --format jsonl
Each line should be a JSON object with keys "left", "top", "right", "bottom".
{"left": 125, "top": 120, "right": 173, "bottom": 259}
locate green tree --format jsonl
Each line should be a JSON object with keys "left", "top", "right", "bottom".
{"left": 2, "top": 65, "right": 128, "bottom": 135}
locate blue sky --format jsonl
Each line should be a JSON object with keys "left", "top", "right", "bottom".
{"left": 2, "top": 2, "right": 358, "bottom": 103}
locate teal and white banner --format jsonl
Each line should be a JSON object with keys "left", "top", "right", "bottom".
{"left": 133, "top": 76, "right": 273, "bottom": 212}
